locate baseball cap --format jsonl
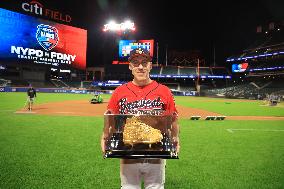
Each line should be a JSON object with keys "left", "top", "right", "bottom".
{"left": 128, "top": 48, "right": 152, "bottom": 63}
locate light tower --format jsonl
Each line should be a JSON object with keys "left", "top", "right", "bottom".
{"left": 102, "top": 20, "right": 136, "bottom": 35}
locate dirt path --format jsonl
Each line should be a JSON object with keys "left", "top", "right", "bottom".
{"left": 15, "top": 100, "right": 284, "bottom": 120}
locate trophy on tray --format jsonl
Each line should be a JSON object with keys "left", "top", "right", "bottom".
{"left": 103, "top": 114, "right": 179, "bottom": 159}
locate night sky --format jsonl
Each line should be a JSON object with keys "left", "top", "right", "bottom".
{"left": 1, "top": 0, "right": 284, "bottom": 68}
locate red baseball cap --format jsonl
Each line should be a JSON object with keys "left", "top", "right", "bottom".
{"left": 128, "top": 48, "right": 152, "bottom": 62}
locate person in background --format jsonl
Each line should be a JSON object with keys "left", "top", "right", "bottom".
{"left": 26, "top": 84, "right": 37, "bottom": 111}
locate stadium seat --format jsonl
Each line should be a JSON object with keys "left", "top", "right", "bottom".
{"left": 205, "top": 116, "right": 216, "bottom": 120}
{"left": 190, "top": 116, "right": 201, "bottom": 120}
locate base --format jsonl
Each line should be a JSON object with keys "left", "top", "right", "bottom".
{"left": 104, "top": 150, "right": 178, "bottom": 159}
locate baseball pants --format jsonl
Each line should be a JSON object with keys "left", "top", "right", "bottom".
{"left": 120, "top": 159, "right": 165, "bottom": 189}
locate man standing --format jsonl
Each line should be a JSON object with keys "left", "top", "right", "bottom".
{"left": 27, "top": 84, "right": 36, "bottom": 111}
{"left": 101, "top": 48, "right": 180, "bottom": 189}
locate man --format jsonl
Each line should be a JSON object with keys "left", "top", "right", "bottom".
{"left": 26, "top": 84, "right": 36, "bottom": 111}
{"left": 101, "top": 48, "right": 180, "bottom": 189}
{"left": 90, "top": 93, "right": 103, "bottom": 104}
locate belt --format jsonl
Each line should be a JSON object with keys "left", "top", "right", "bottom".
{"left": 122, "top": 159, "right": 162, "bottom": 164}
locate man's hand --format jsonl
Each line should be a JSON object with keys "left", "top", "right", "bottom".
{"left": 101, "top": 134, "right": 106, "bottom": 154}
{"left": 101, "top": 109, "right": 114, "bottom": 157}
{"left": 173, "top": 137, "right": 180, "bottom": 154}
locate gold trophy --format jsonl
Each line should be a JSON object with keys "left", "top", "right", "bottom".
{"left": 103, "top": 114, "right": 178, "bottom": 159}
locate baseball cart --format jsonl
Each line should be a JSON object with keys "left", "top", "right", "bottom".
{"left": 90, "top": 94, "right": 103, "bottom": 104}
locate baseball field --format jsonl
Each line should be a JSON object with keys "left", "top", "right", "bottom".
{"left": 0, "top": 92, "right": 284, "bottom": 188}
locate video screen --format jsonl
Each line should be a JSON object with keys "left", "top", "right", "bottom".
{"left": 118, "top": 39, "right": 154, "bottom": 60}
{"left": 0, "top": 8, "right": 87, "bottom": 70}
{"left": 232, "top": 63, "right": 248, "bottom": 72}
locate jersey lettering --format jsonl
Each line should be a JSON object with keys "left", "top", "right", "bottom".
{"left": 119, "top": 97, "right": 165, "bottom": 115}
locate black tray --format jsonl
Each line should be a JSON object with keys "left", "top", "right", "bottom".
{"left": 104, "top": 132, "right": 178, "bottom": 159}
{"left": 104, "top": 150, "right": 178, "bottom": 159}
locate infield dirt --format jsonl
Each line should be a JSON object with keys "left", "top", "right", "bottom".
{"left": 16, "top": 100, "right": 284, "bottom": 120}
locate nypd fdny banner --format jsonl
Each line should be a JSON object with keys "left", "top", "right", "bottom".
{"left": 0, "top": 8, "right": 87, "bottom": 70}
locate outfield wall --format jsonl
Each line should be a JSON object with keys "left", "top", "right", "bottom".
{"left": 0, "top": 86, "right": 197, "bottom": 96}
{"left": 0, "top": 87, "right": 111, "bottom": 94}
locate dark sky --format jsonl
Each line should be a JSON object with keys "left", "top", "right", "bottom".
{"left": 73, "top": 0, "right": 284, "bottom": 67}
{"left": 1, "top": 0, "right": 284, "bottom": 68}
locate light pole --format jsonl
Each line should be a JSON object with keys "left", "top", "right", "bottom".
{"left": 165, "top": 44, "right": 168, "bottom": 66}
{"left": 196, "top": 59, "right": 200, "bottom": 96}
{"left": 156, "top": 42, "right": 159, "bottom": 66}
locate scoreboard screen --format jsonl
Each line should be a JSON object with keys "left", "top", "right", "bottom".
{"left": 232, "top": 63, "right": 248, "bottom": 72}
{"left": 0, "top": 8, "right": 87, "bottom": 70}
{"left": 118, "top": 39, "right": 154, "bottom": 60}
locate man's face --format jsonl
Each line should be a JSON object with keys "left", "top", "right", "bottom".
{"left": 129, "top": 56, "right": 152, "bottom": 81}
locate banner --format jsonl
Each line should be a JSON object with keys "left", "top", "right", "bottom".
{"left": 0, "top": 8, "right": 87, "bottom": 70}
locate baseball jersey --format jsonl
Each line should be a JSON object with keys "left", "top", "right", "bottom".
{"left": 107, "top": 81, "right": 178, "bottom": 116}
{"left": 27, "top": 88, "right": 36, "bottom": 98}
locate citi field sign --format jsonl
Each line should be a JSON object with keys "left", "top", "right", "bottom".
{"left": 0, "top": 8, "right": 87, "bottom": 70}
{"left": 22, "top": 0, "right": 72, "bottom": 23}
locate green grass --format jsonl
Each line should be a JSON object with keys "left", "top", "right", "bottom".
{"left": 0, "top": 93, "right": 284, "bottom": 188}
{"left": 175, "top": 96, "right": 284, "bottom": 116}
{"left": 0, "top": 114, "right": 121, "bottom": 188}
{"left": 167, "top": 120, "right": 284, "bottom": 189}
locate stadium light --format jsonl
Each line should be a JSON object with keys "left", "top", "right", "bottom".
{"left": 103, "top": 20, "right": 135, "bottom": 32}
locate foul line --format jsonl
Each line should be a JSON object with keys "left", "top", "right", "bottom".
{"left": 14, "top": 111, "right": 36, "bottom": 114}
{"left": 227, "top": 128, "right": 284, "bottom": 133}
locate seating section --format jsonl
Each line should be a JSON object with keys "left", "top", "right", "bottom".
{"left": 50, "top": 79, "right": 70, "bottom": 88}
{"left": 161, "top": 67, "right": 178, "bottom": 75}
{"left": 199, "top": 68, "right": 212, "bottom": 76}
{"left": 162, "top": 83, "right": 179, "bottom": 90}
{"left": 0, "top": 78, "right": 11, "bottom": 87}
{"left": 150, "top": 66, "right": 161, "bottom": 75}
{"left": 211, "top": 68, "right": 229, "bottom": 75}
{"left": 179, "top": 85, "right": 196, "bottom": 91}
{"left": 205, "top": 79, "right": 284, "bottom": 98}
{"left": 179, "top": 67, "right": 196, "bottom": 75}
{"left": 9, "top": 79, "right": 29, "bottom": 87}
